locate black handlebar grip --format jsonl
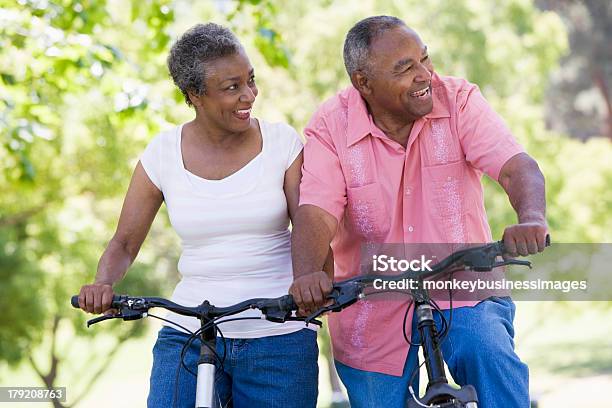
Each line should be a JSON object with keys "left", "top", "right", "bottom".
{"left": 71, "top": 295, "right": 80, "bottom": 308}
{"left": 110, "top": 295, "right": 125, "bottom": 308}
{"left": 71, "top": 294, "right": 125, "bottom": 309}
{"left": 281, "top": 294, "right": 298, "bottom": 311}
{"left": 499, "top": 234, "right": 551, "bottom": 254}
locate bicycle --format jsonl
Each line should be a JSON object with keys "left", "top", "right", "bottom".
{"left": 72, "top": 237, "right": 547, "bottom": 408}
{"left": 299, "top": 237, "right": 549, "bottom": 408}
{"left": 71, "top": 293, "right": 314, "bottom": 408}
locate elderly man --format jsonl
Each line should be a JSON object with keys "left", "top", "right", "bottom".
{"left": 290, "top": 15, "right": 548, "bottom": 408}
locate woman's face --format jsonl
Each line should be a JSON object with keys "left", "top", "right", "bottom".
{"left": 192, "top": 49, "right": 258, "bottom": 133}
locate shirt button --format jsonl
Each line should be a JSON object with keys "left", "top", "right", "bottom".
{"left": 408, "top": 226, "right": 414, "bottom": 232}
{"left": 405, "top": 187, "right": 412, "bottom": 195}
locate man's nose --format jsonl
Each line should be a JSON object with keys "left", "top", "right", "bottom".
{"left": 415, "top": 63, "right": 432, "bottom": 83}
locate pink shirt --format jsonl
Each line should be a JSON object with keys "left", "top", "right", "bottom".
{"left": 299, "top": 73, "right": 524, "bottom": 375}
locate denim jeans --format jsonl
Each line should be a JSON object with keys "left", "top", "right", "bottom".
{"left": 335, "top": 297, "right": 529, "bottom": 408}
{"left": 148, "top": 326, "right": 318, "bottom": 408}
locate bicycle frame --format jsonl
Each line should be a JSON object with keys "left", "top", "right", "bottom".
{"left": 407, "top": 282, "right": 478, "bottom": 407}
{"left": 302, "top": 239, "right": 545, "bottom": 407}
{"left": 196, "top": 314, "right": 218, "bottom": 408}
{"left": 71, "top": 294, "right": 309, "bottom": 408}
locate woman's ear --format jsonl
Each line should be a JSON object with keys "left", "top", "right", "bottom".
{"left": 188, "top": 91, "right": 203, "bottom": 107}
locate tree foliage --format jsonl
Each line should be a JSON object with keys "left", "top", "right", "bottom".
{"left": 536, "top": 0, "right": 612, "bottom": 140}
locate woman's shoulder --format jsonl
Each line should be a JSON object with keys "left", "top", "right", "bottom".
{"left": 258, "top": 119, "right": 303, "bottom": 169}
{"left": 153, "top": 124, "right": 181, "bottom": 144}
{"left": 259, "top": 119, "right": 303, "bottom": 146}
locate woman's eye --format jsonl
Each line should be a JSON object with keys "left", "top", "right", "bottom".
{"left": 421, "top": 55, "right": 429, "bottom": 62}
{"left": 228, "top": 84, "right": 238, "bottom": 91}
{"left": 248, "top": 76, "right": 256, "bottom": 84}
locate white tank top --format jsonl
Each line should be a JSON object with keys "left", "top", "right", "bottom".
{"left": 140, "top": 120, "right": 310, "bottom": 338}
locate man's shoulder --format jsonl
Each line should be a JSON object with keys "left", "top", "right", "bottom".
{"left": 433, "top": 74, "right": 478, "bottom": 96}
{"left": 308, "top": 86, "right": 354, "bottom": 125}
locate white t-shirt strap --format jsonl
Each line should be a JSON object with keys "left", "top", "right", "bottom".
{"left": 284, "top": 124, "right": 304, "bottom": 170}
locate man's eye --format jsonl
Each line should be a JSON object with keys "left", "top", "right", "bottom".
{"left": 227, "top": 84, "right": 238, "bottom": 90}
{"left": 248, "top": 75, "right": 256, "bottom": 84}
{"left": 421, "top": 55, "right": 429, "bottom": 62}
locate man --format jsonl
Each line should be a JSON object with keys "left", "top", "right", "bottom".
{"left": 290, "top": 16, "right": 548, "bottom": 408}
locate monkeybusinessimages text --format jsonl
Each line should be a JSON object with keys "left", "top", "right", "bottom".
{"left": 371, "top": 255, "right": 588, "bottom": 293}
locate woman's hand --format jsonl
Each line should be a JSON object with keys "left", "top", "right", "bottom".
{"left": 78, "top": 282, "right": 115, "bottom": 314}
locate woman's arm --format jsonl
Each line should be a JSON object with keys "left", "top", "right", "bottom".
{"left": 284, "top": 152, "right": 335, "bottom": 280}
{"left": 78, "top": 162, "right": 163, "bottom": 314}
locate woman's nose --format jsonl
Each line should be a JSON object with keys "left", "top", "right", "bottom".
{"left": 240, "top": 86, "right": 256, "bottom": 103}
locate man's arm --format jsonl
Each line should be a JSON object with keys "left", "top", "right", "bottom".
{"left": 498, "top": 152, "right": 549, "bottom": 256}
{"left": 290, "top": 204, "right": 337, "bottom": 315}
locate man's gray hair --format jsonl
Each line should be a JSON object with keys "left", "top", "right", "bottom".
{"left": 167, "top": 23, "right": 242, "bottom": 106}
{"left": 343, "top": 16, "right": 406, "bottom": 77}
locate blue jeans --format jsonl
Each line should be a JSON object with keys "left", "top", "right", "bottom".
{"left": 335, "top": 297, "right": 529, "bottom": 408}
{"left": 148, "top": 326, "right": 318, "bottom": 408}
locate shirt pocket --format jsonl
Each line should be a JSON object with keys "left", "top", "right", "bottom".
{"left": 422, "top": 161, "right": 468, "bottom": 243}
{"left": 422, "top": 118, "right": 463, "bottom": 166}
{"left": 346, "top": 182, "right": 390, "bottom": 241}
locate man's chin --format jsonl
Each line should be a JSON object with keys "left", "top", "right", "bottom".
{"left": 416, "top": 101, "right": 434, "bottom": 118}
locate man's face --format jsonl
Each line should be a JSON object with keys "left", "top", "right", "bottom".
{"left": 362, "top": 26, "right": 434, "bottom": 122}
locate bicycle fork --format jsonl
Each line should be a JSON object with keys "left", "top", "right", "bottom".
{"left": 410, "top": 301, "right": 478, "bottom": 408}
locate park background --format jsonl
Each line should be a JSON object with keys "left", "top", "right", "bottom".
{"left": 1, "top": 0, "right": 611, "bottom": 406}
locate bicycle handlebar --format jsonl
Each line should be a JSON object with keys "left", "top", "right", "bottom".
{"left": 70, "top": 293, "right": 304, "bottom": 328}
{"left": 72, "top": 235, "right": 549, "bottom": 328}
{"left": 300, "top": 236, "right": 550, "bottom": 324}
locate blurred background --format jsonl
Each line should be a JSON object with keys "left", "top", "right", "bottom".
{"left": 1, "top": 0, "right": 611, "bottom": 407}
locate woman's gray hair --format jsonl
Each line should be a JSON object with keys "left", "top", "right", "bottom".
{"left": 167, "top": 23, "right": 242, "bottom": 106}
{"left": 343, "top": 16, "right": 406, "bottom": 78}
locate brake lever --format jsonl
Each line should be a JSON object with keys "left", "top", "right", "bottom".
{"left": 304, "top": 281, "right": 364, "bottom": 325}
{"left": 87, "top": 314, "right": 122, "bottom": 327}
{"left": 86, "top": 308, "right": 145, "bottom": 327}
{"left": 493, "top": 259, "right": 532, "bottom": 269}
{"left": 287, "top": 315, "right": 323, "bottom": 327}
{"left": 303, "top": 307, "right": 332, "bottom": 326}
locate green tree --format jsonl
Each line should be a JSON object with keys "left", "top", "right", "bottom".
{"left": 1, "top": 1, "right": 179, "bottom": 405}
{"left": 2, "top": 1, "right": 611, "bottom": 406}
{"left": 0, "top": 0, "right": 300, "bottom": 405}
{"left": 536, "top": 0, "right": 612, "bottom": 141}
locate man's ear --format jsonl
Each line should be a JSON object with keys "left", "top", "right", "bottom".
{"left": 351, "top": 70, "right": 372, "bottom": 96}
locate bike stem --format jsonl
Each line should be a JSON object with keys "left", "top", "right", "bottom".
{"left": 195, "top": 302, "right": 218, "bottom": 408}
{"left": 412, "top": 278, "right": 448, "bottom": 389}
{"left": 410, "top": 280, "right": 479, "bottom": 408}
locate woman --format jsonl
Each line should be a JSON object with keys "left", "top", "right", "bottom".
{"left": 77, "top": 23, "right": 318, "bottom": 407}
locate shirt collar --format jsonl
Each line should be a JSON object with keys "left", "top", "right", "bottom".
{"left": 346, "top": 72, "right": 450, "bottom": 147}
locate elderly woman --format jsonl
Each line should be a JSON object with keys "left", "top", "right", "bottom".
{"left": 77, "top": 23, "right": 318, "bottom": 407}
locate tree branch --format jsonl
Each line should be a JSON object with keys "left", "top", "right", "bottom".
{"left": 68, "top": 325, "right": 141, "bottom": 407}
{"left": 591, "top": 67, "right": 612, "bottom": 140}
{"left": 0, "top": 205, "right": 46, "bottom": 227}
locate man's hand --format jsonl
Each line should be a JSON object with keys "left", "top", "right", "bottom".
{"left": 289, "top": 271, "right": 333, "bottom": 316}
{"left": 502, "top": 221, "right": 549, "bottom": 257}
